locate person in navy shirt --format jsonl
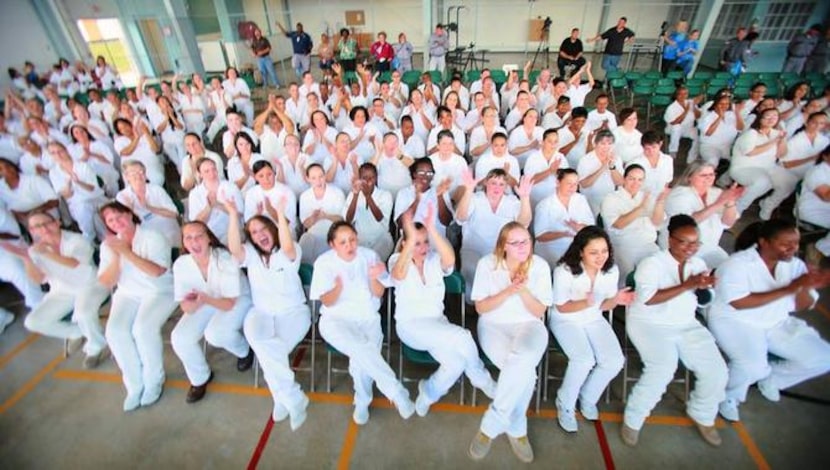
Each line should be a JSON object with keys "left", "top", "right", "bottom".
{"left": 277, "top": 22, "right": 314, "bottom": 78}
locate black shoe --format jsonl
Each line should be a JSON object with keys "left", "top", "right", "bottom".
{"left": 237, "top": 348, "right": 255, "bottom": 372}
{"left": 186, "top": 372, "right": 213, "bottom": 403}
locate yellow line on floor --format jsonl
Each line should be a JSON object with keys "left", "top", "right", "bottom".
{"left": 732, "top": 422, "right": 771, "bottom": 470}
{"left": 0, "top": 334, "right": 40, "bottom": 370}
{"left": 0, "top": 353, "right": 63, "bottom": 414}
{"left": 337, "top": 420, "right": 359, "bottom": 470}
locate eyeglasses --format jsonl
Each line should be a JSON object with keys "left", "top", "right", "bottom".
{"left": 506, "top": 239, "right": 531, "bottom": 247}
{"left": 414, "top": 171, "right": 435, "bottom": 178}
{"left": 670, "top": 235, "right": 702, "bottom": 247}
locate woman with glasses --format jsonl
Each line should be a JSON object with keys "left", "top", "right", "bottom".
{"left": 468, "top": 222, "right": 552, "bottom": 463}
{"left": 663, "top": 161, "right": 742, "bottom": 269}
{"left": 393, "top": 157, "right": 454, "bottom": 238}
{"left": 621, "top": 214, "right": 727, "bottom": 447}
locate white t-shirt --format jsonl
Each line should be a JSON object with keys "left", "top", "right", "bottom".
{"left": 310, "top": 247, "right": 383, "bottom": 320}
{"left": 343, "top": 187, "right": 393, "bottom": 243}
{"left": 628, "top": 250, "right": 709, "bottom": 325}
{"left": 782, "top": 132, "right": 829, "bottom": 177}
{"left": 259, "top": 126, "right": 289, "bottom": 162}
{"left": 301, "top": 126, "right": 338, "bottom": 164}
{"left": 375, "top": 153, "right": 412, "bottom": 199}
{"left": 629, "top": 154, "right": 674, "bottom": 196}
{"left": 299, "top": 185, "right": 346, "bottom": 237}
{"left": 710, "top": 248, "right": 817, "bottom": 329}
{"left": 393, "top": 131, "right": 426, "bottom": 159}
{"left": 697, "top": 111, "right": 739, "bottom": 148}
{"left": 49, "top": 161, "right": 104, "bottom": 204}
{"left": 222, "top": 78, "right": 252, "bottom": 108}
{"left": 663, "top": 100, "right": 697, "bottom": 134}
{"left": 188, "top": 180, "right": 244, "bottom": 243}
{"left": 551, "top": 263, "right": 619, "bottom": 325}
{"left": 0, "top": 173, "right": 58, "bottom": 214}
{"left": 243, "top": 183, "right": 298, "bottom": 230}
{"left": 242, "top": 243, "right": 306, "bottom": 314}
{"left": 388, "top": 251, "right": 453, "bottom": 322}
{"left": 278, "top": 154, "right": 311, "bottom": 197}
{"left": 508, "top": 126, "right": 545, "bottom": 168}
{"left": 98, "top": 226, "right": 173, "bottom": 296}
{"left": 524, "top": 150, "right": 568, "bottom": 208}
{"left": 731, "top": 128, "right": 782, "bottom": 172}
{"left": 612, "top": 127, "right": 644, "bottom": 165}
{"left": 577, "top": 151, "right": 623, "bottom": 215}
{"left": 558, "top": 126, "right": 589, "bottom": 168}
{"left": 474, "top": 153, "right": 521, "bottom": 182}
{"left": 174, "top": 249, "right": 247, "bottom": 304}
{"left": 533, "top": 193, "right": 594, "bottom": 261}
{"left": 430, "top": 153, "right": 468, "bottom": 192}
{"left": 29, "top": 230, "right": 100, "bottom": 293}
{"left": 587, "top": 109, "right": 618, "bottom": 132}
{"left": 565, "top": 83, "right": 592, "bottom": 108}
{"left": 798, "top": 162, "right": 830, "bottom": 227}
{"left": 459, "top": 192, "right": 521, "bottom": 255}
{"left": 471, "top": 253, "right": 553, "bottom": 325}
{"left": 601, "top": 188, "right": 659, "bottom": 246}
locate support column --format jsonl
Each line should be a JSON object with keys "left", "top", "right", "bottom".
{"left": 30, "top": 0, "right": 80, "bottom": 61}
{"left": 690, "top": 0, "right": 725, "bottom": 73}
{"left": 213, "top": 0, "right": 246, "bottom": 68}
{"left": 162, "top": 0, "right": 205, "bottom": 75}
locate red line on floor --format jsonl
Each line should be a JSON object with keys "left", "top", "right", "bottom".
{"left": 593, "top": 420, "right": 616, "bottom": 470}
{"left": 246, "top": 346, "right": 307, "bottom": 469}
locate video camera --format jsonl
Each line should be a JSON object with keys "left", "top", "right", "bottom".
{"left": 543, "top": 16, "right": 552, "bottom": 31}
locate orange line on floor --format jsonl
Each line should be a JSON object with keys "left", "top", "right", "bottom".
{"left": 733, "top": 422, "right": 771, "bottom": 470}
{"left": 53, "top": 369, "right": 272, "bottom": 396}
{"left": 0, "top": 353, "right": 63, "bottom": 414}
{"left": 0, "top": 334, "right": 40, "bottom": 370}
{"left": 432, "top": 402, "right": 489, "bottom": 414}
{"left": 308, "top": 392, "right": 354, "bottom": 405}
{"left": 337, "top": 420, "right": 359, "bottom": 470}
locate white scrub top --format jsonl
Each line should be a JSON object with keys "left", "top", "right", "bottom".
{"left": 174, "top": 248, "right": 247, "bottom": 302}
{"left": 533, "top": 193, "right": 594, "bottom": 261}
{"left": 459, "top": 192, "right": 520, "bottom": 255}
{"left": 471, "top": 253, "right": 553, "bottom": 325}
{"left": 797, "top": 162, "right": 830, "bottom": 227}
{"left": 242, "top": 242, "right": 306, "bottom": 314}
{"left": 628, "top": 250, "right": 708, "bottom": 325}
{"left": 98, "top": 225, "right": 173, "bottom": 296}
{"left": 524, "top": 150, "right": 568, "bottom": 208}
{"left": 310, "top": 247, "right": 383, "bottom": 320}
{"left": 388, "top": 251, "right": 453, "bottom": 322}
{"left": 299, "top": 185, "right": 346, "bottom": 237}
{"left": 29, "top": 230, "right": 100, "bottom": 293}
{"left": 188, "top": 180, "right": 244, "bottom": 243}
{"left": 550, "top": 263, "right": 619, "bottom": 325}
{"left": 344, "top": 187, "right": 393, "bottom": 244}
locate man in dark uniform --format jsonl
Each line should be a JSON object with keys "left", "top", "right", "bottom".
{"left": 590, "top": 17, "right": 635, "bottom": 73}
{"left": 558, "top": 28, "right": 587, "bottom": 78}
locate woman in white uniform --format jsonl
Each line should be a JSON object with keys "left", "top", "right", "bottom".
{"left": 468, "top": 222, "right": 552, "bottom": 463}
{"left": 225, "top": 199, "right": 312, "bottom": 430}
{"left": 797, "top": 146, "right": 830, "bottom": 256}
{"left": 534, "top": 169, "right": 595, "bottom": 267}
{"left": 697, "top": 93, "right": 743, "bottom": 169}
{"left": 117, "top": 161, "right": 181, "bottom": 248}
{"left": 399, "top": 89, "right": 436, "bottom": 145}
{"left": 0, "top": 202, "right": 45, "bottom": 324}
{"left": 206, "top": 77, "right": 233, "bottom": 142}
{"left": 298, "top": 163, "right": 345, "bottom": 264}
{"left": 278, "top": 135, "right": 311, "bottom": 198}
{"left": 0, "top": 158, "right": 59, "bottom": 223}
{"left": 778, "top": 81, "right": 809, "bottom": 123}
{"left": 456, "top": 169, "right": 533, "bottom": 298}
{"left": 730, "top": 108, "right": 796, "bottom": 220}
{"left": 149, "top": 96, "right": 186, "bottom": 171}
{"left": 710, "top": 219, "right": 830, "bottom": 422}
{"left": 663, "top": 86, "right": 700, "bottom": 162}
{"left": 600, "top": 164, "right": 667, "bottom": 282}
{"left": 181, "top": 133, "right": 225, "bottom": 192}
{"left": 343, "top": 163, "right": 394, "bottom": 261}
{"left": 629, "top": 131, "right": 674, "bottom": 197}
{"left": 4, "top": 211, "right": 109, "bottom": 366}
{"left": 302, "top": 111, "right": 338, "bottom": 165}
{"left": 97, "top": 201, "right": 176, "bottom": 411}
{"left": 189, "top": 158, "right": 243, "bottom": 245}
{"left": 611, "top": 108, "right": 644, "bottom": 165}
{"left": 371, "top": 132, "right": 414, "bottom": 200}
{"left": 244, "top": 160, "right": 298, "bottom": 233}
{"left": 171, "top": 221, "right": 253, "bottom": 403}
{"left": 550, "top": 226, "right": 631, "bottom": 433}
{"left": 344, "top": 106, "right": 380, "bottom": 162}
{"left": 524, "top": 129, "right": 567, "bottom": 209}
{"left": 326, "top": 132, "right": 364, "bottom": 194}
{"left": 176, "top": 80, "right": 207, "bottom": 136}
{"left": 781, "top": 112, "right": 829, "bottom": 181}
{"left": 47, "top": 142, "right": 107, "bottom": 242}
{"left": 222, "top": 67, "right": 254, "bottom": 124}
{"left": 113, "top": 117, "right": 165, "bottom": 186}
{"left": 393, "top": 157, "right": 454, "bottom": 239}
{"left": 577, "top": 130, "right": 624, "bottom": 215}
{"left": 664, "top": 161, "right": 742, "bottom": 269}
{"left": 227, "top": 132, "right": 267, "bottom": 195}
{"left": 310, "top": 221, "right": 416, "bottom": 425}
{"left": 68, "top": 124, "right": 119, "bottom": 197}
{"left": 507, "top": 109, "right": 544, "bottom": 169}
{"left": 621, "top": 215, "right": 728, "bottom": 447}
{"left": 390, "top": 208, "right": 497, "bottom": 416}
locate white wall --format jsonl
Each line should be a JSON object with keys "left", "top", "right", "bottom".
{"left": 0, "top": 1, "right": 58, "bottom": 91}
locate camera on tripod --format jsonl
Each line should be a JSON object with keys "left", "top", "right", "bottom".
{"left": 543, "top": 17, "right": 552, "bottom": 31}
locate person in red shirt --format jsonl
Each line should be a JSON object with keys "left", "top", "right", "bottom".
{"left": 370, "top": 32, "right": 395, "bottom": 73}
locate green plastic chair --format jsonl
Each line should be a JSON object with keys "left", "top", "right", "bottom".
{"left": 657, "top": 78, "right": 676, "bottom": 87}
{"left": 630, "top": 83, "right": 655, "bottom": 107}
{"left": 732, "top": 86, "right": 750, "bottom": 100}
{"left": 608, "top": 78, "right": 629, "bottom": 109}
{"left": 693, "top": 71, "right": 713, "bottom": 81}
{"left": 644, "top": 70, "right": 662, "bottom": 80}
{"left": 606, "top": 70, "right": 626, "bottom": 81}
{"left": 665, "top": 70, "right": 685, "bottom": 81}
{"left": 647, "top": 94, "right": 673, "bottom": 125}
{"left": 465, "top": 69, "right": 481, "bottom": 84}
{"left": 655, "top": 85, "right": 676, "bottom": 95}
{"left": 714, "top": 71, "right": 732, "bottom": 80}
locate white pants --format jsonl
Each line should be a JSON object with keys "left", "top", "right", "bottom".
{"left": 171, "top": 297, "right": 252, "bottom": 385}
{"left": 0, "top": 249, "right": 44, "bottom": 309}
{"left": 67, "top": 198, "right": 107, "bottom": 242}
{"left": 428, "top": 55, "right": 446, "bottom": 74}
{"left": 623, "top": 320, "right": 728, "bottom": 429}
{"left": 709, "top": 315, "right": 830, "bottom": 403}
{"left": 298, "top": 232, "right": 330, "bottom": 265}
{"left": 319, "top": 314, "right": 409, "bottom": 409}
{"left": 162, "top": 139, "right": 186, "bottom": 172}
{"left": 397, "top": 316, "right": 495, "bottom": 404}
{"left": 667, "top": 124, "right": 699, "bottom": 161}
{"left": 731, "top": 166, "right": 800, "bottom": 215}
{"left": 105, "top": 291, "right": 177, "bottom": 398}
{"left": 478, "top": 319, "right": 547, "bottom": 438}
{"left": 461, "top": 248, "right": 486, "bottom": 303}
{"left": 24, "top": 286, "right": 110, "bottom": 355}
{"left": 184, "top": 116, "right": 206, "bottom": 136}
{"left": 206, "top": 115, "right": 226, "bottom": 143}
{"left": 552, "top": 317, "right": 624, "bottom": 410}
{"left": 699, "top": 143, "right": 730, "bottom": 168}
{"left": 234, "top": 99, "right": 254, "bottom": 125}
{"left": 360, "top": 233, "right": 394, "bottom": 263}
{"left": 245, "top": 305, "right": 311, "bottom": 413}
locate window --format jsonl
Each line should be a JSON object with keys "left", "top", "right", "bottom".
{"left": 77, "top": 18, "right": 139, "bottom": 86}
{"left": 710, "top": 3, "right": 753, "bottom": 40}
{"left": 666, "top": 0, "right": 701, "bottom": 30}
{"left": 758, "top": 2, "right": 816, "bottom": 42}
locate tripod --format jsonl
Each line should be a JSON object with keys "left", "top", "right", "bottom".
{"left": 531, "top": 27, "right": 551, "bottom": 70}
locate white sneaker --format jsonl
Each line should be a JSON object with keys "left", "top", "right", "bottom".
{"left": 757, "top": 376, "right": 780, "bottom": 402}
{"left": 289, "top": 395, "right": 310, "bottom": 431}
{"left": 123, "top": 393, "right": 141, "bottom": 412}
{"left": 353, "top": 405, "right": 370, "bottom": 425}
{"left": 0, "top": 309, "right": 15, "bottom": 334}
{"left": 759, "top": 204, "right": 774, "bottom": 221}
{"left": 580, "top": 402, "right": 599, "bottom": 421}
{"left": 415, "top": 380, "right": 432, "bottom": 417}
{"left": 140, "top": 384, "right": 163, "bottom": 407}
{"left": 718, "top": 398, "right": 740, "bottom": 422}
{"left": 556, "top": 399, "right": 578, "bottom": 433}
{"left": 272, "top": 402, "right": 289, "bottom": 422}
